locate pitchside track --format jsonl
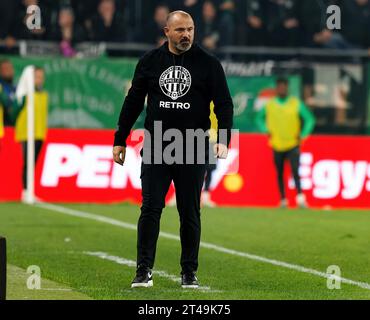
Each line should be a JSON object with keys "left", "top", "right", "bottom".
{"left": 0, "top": 202, "right": 370, "bottom": 300}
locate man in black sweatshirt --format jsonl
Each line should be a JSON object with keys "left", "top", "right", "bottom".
{"left": 113, "top": 10, "right": 233, "bottom": 289}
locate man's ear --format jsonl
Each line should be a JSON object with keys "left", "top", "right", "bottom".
{"left": 163, "top": 26, "right": 169, "bottom": 36}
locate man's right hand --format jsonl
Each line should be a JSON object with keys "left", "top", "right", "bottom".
{"left": 113, "top": 146, "right": 126, "bottom": 166}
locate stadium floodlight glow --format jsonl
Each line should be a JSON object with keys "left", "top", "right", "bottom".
{"left": 0, "top": 236, "right": 6, "bottom": 300}
{"left": 16, "top": 65, "right": 35, "bottom": 204}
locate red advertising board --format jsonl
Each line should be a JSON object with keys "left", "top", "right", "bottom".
{"left": 1, "top": 127, "right": 370, "bottom": 208}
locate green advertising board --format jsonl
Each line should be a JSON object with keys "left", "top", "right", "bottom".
{"left": 4, "top": 56, "right": 300, "bottom": 132}
{"left": 6, "top": 56, "right": 141, "bottom": 129}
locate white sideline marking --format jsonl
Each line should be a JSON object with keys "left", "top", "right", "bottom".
{"left": 37, "top": 202, "right": 370, "bottom": 291}
{"left": 40, "top": 288, "right": 73, "bottom": 292}
{"left": 83, "top": 251, "right": 221, "bottom": 292}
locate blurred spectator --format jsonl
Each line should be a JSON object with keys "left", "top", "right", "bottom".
{"left": 69, "top": 0, "right": 101, "bottom": 27}
{"left": 89, "top": 0, "right": 127, "bottom": 42}
{"left": 233, "top": 0, "right": 247, "bottom": 45}
{"left": 298, "top": 0, "right": 328, "bottom": 47}
{"left": 0, "top": 0, "right": 369, "bottom": 51}
{"left": 197, "top": 1, "right": 220, "bottom": 51}
{"left": 298, "top": 0, "right": 354, "bottom": 49}
{"left": 49, "top": 6, "right": 86, "bottom": 57}
{"left": 169, "top": 0, "right": 204, "bottom": 22}
{"left": 0, "top": 1, "right": 17, "bottom": 50}
{"left": 313, "top": 30, "right": 351, "bottom": 51}
{"left": 216, "top": 0, "right": 236, "bottom": 46}
{"left": 141, "top": 4, "right": 169, "bottom": 46}
{"left": 246, "top": 0, "right": 267, "bottom": 46}
{"left": 341, "top": 0, "right": 370, "bottom": 49}
{"left": 246, "top": 0, "right": 300, "bottom": 47}
{"left": 8, "top": 0, "right": 49, "bottom": 41}
{"left": 265, "top": 0, "right": 300, "bottom": 47}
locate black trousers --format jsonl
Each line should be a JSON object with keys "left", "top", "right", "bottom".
{"left": 137, "top": 163, "right": 206, "bottom": 273}
{"left": 273, "top": 146, "right": 302, "bottom": 200}
{"left": 204, "top": 163, "right": 217, "bottom": 192}
{"left": 21, "top": 140, "right": 43, "bottom": 189}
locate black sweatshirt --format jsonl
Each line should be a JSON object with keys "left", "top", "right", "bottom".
{"left": 113, "top": 41, "right": 233, "bottom": 147}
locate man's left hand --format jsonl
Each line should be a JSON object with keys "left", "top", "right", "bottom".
{"left": 213, "top": 143, "right": 228, "bottom": 159}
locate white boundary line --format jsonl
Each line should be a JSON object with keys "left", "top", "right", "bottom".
{"left": 36, "top": 202, "right": 370, "bottom": 291}
{"left": 40, "top": 288, "right": 73, "bottom": 292}
{"left": 83, "top": 251, "right": 222, "bottom": 292}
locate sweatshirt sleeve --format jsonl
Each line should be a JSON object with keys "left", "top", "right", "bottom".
{"left": 299, "top": 100, "right": 315, "bottom": 138}
{"left": 209, "top": 57, "right": 234, "bottom": 147}
{"left": 113, "top": 57, "right": 148, "bottom": 147}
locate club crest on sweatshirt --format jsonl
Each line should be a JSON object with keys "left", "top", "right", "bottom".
{"left": 159, "top": 66, "right": 191, "bottom": 100}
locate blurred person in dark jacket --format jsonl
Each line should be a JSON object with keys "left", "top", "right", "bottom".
{"left": 141, "top": 4, "right": 169, "bottom": 46}
{"left": 8, "top": 0, "right": 49, "bottom": 42}
{"left": 245, "top": 0, "right": 267, "bottom": 46}
{"left": 298, "top": 0, "right": 330, "bottom": 47}
{"left": 265, "top": 0, "right": 300, "bottom": 47}
{"left": 299, "top": 0, "right": 357, "bottom": 49}
{"left": 197, "top": 1, "right": 220, "bottom": 51}
{"left": 341, "top": 0, "right": 370, "bottom": 49}
{"left": 216, "top": 0, "right": 236, "bottom": 46}
{"left": 168, "top": 0, "right": 204, "bottom": 23}
{"left": 49, "top": 6, "right": 86, "bottom": 57}
{"left": 246, "top": 0, "right": 301, "bottom": 47}
{"left": 90, "top": 0, "right": 127, "bottom": 42}
{"left": 0, "top": 0, "right": 18, "bottom": 51}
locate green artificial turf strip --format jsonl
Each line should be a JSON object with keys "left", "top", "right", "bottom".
{"left": 0, "top": 202, "right": 370, "bottom": 299}
{"left": 6, "top": 264, "right": 91, "bottom": 300}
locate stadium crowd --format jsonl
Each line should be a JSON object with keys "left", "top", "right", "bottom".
{"left": 0, "top": 0, "right": 369, "bottom": 55}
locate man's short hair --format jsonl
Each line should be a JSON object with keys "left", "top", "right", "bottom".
{"left": 166, "top": 10, "right": 192, "bottom": 24}
{"left": 276, "top": 77, "right": 289, "bottom": 85}
{"left": 34, "top": 66, "right": 44, "bottom": 72}
{"left": 59, "top": 6, "right": 74, "bottom": 17}
{"left": 0, "top": 59, "right": 11, "bottom": 67}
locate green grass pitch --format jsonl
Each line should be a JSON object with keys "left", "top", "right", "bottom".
{"left": 0, "top": 202, "right": 370, "bottom": 300}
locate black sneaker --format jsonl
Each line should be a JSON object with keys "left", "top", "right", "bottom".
{"left": 131, "top": 266, "right": 153, "bottom": 288}
{"left": 181, "top": 271, "right": 199, "bottom": 288}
